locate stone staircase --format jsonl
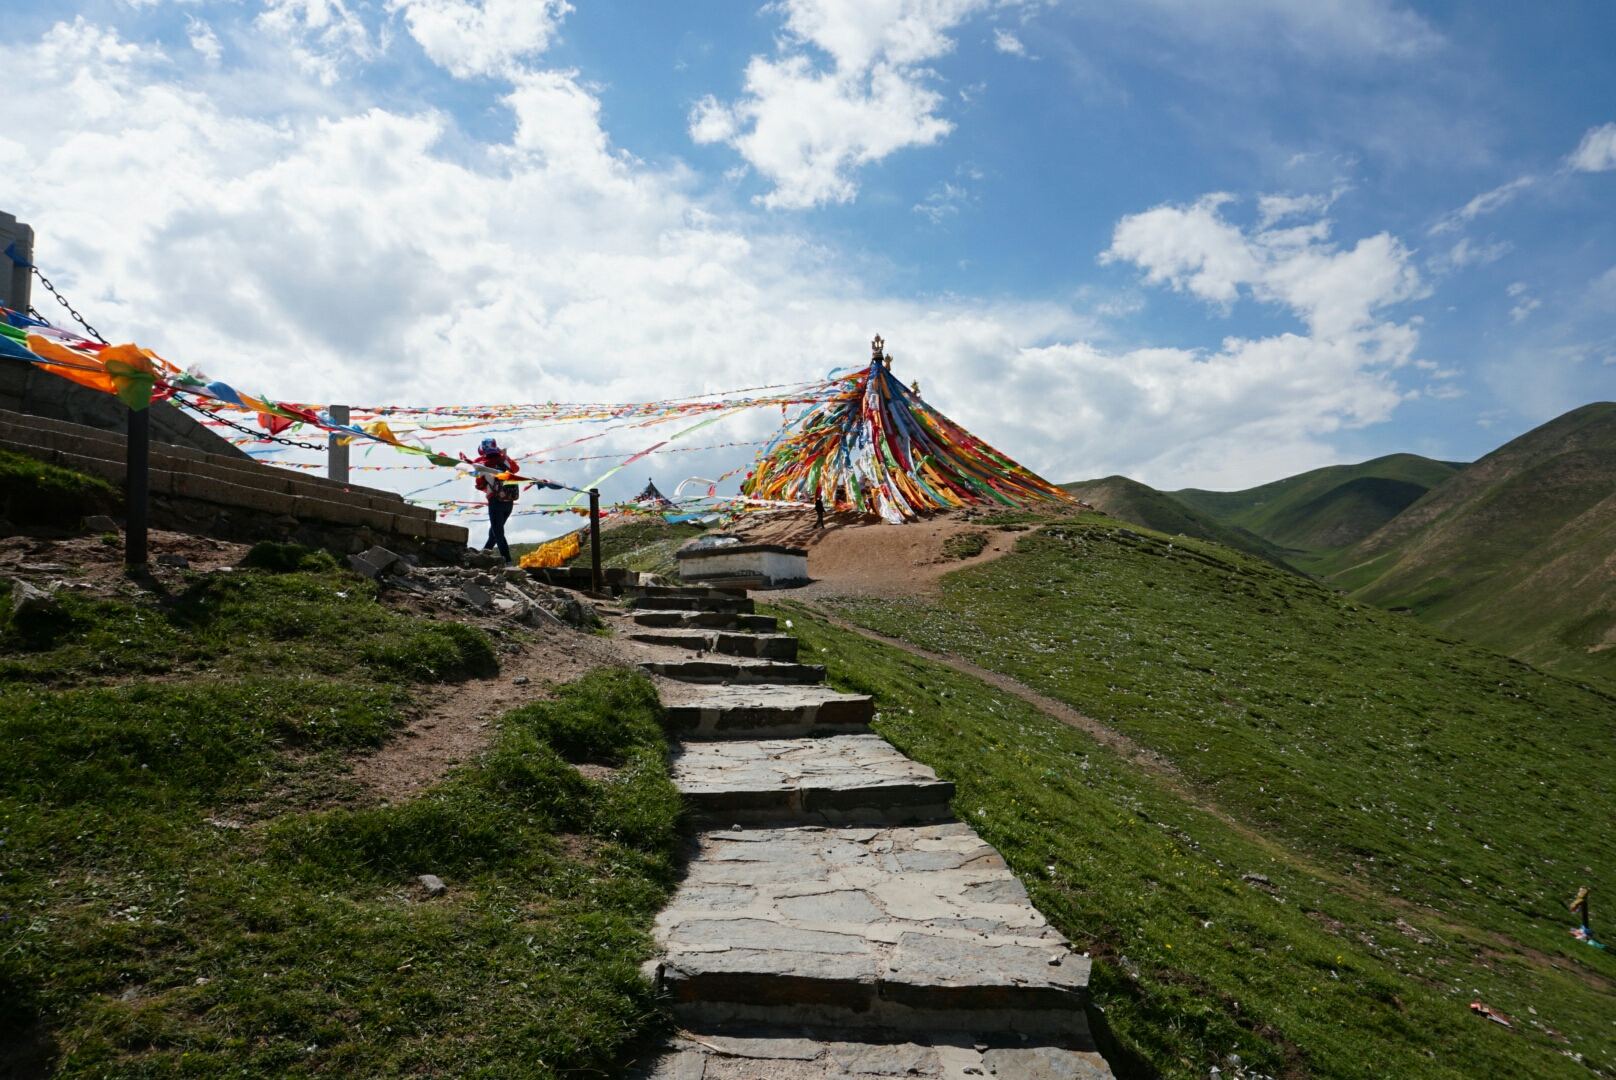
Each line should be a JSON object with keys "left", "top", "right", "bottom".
{"left": 619, "top": 587, "right": 1117, "bottom": 1080}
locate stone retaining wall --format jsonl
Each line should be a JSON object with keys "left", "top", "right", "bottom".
{"left": 0, "top": 408, "right": 468, "bottom": 559}
{"left": 0, "top": 355, "right": 252, "bottom": 460}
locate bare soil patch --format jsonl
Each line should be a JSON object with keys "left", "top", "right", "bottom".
{"left": 349, "top": 620, "right": 626, "bottom": 801}
{"left": 0, "top": 529, "right": 251, "bottom": 599}
{"left": 729, "top": 509, "right": 1037, "bottom": 599}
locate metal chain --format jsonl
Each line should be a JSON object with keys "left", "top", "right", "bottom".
{"left": 30, "top": 266, "right": 108, "bottom": 344}
{"left": 176, "top": 397, "right": 330, "bottom": 451}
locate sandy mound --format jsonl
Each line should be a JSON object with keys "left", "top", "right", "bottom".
{"left": 728, "top": 508, "right": 1062, "bottom": 599}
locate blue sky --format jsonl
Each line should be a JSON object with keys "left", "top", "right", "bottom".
{"left": 2, "top": 0, "right": 1614, "bottom": 536}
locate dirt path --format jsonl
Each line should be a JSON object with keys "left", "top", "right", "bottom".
{"left": 349, "top": 621, "right": 625, "bottom": 800}
{"left": 792, "top": 598, "right": 1609, "bottom": 986}
{"left": 800, "top": 602, "right": 1186, "bottom": 781}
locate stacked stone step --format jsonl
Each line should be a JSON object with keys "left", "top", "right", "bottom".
{"left": 631, "top": 588, "right": 1115, "bottom": 1080}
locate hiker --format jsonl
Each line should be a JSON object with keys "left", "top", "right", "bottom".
{"left": 1571, "top": 887, "right": 1592, "bottom": 939}
{"left": 474, "top": 437, "right": 519, "bottom": 564}
{"left": 815, "top": 493, "right": 825, "bottom": 529}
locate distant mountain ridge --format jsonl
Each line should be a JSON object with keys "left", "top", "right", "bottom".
{"left": 1058, "top": 475, "right": 1292, "bottom": 566}
{"left": 1319, "top": 402, "right": 1616, "bottom": 680}
{"left": 1173, "top": 454, "right": 1462, "bottom": 569}
{"left": 1059, "top": 403, "right": 1616, "bottom": 681}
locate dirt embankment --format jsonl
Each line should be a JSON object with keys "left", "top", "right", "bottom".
{"left": 729, "top": 508, "right": 1047, "bottom": 599}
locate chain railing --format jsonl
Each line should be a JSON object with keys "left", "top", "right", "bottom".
{"left": 174, "top": 397, "right": 331, "bottom": 451}
{"left": 29, "top": 266, "right": 107, "bottom": 344}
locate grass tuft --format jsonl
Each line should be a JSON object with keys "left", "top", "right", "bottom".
{"left": 0, "top": 569, "right": 497, "bottom": 685}
{"left": 0, "top": 447, "right": 120, "bottom": 529}
{"left": 241, "top": 541, "right": 340, "bottom": 573}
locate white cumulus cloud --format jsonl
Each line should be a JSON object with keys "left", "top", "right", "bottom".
{"left": 1071, "top": 193, "right": 1427, "bottom": 484}
{"left": 390, "top": 0, "right": 572, "bottom": 79}
{"left": 2, "top": 15, "right": 1437, "bottom": 523}
{"left": 993, "top": 28, "right": 1025, "bottom": 55}
{"left": 256, "top": 0, "right": 374, "bottom": 84}
{"left": 689, "top": 0, "right": 986, "bottom": 209}
{"left": 1568, "top": 122, "right": 1616, "bottom": 173}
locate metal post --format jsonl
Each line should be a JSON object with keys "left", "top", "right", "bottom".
{"left": 328, "top": 404, "right": 350, "bottom": 484}
{"left": 126, "top": 405, "right": 149, "bottom": 567}
{"left": 589, "top": 488, "right": 602, "bottom": 594}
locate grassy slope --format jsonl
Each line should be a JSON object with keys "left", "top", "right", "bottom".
{"left": 1061, "top": 476, "right": 1291, "bottom": 568}
{"left": 1321, "top": 403, "right": 1616, "bottom": 682}
{"left": 782, "top": 517, "right": 1616, "bottom": 1080}
{"left": 0, "top": 554, "right": 679, "bottom": 1078}
{"left": 1172, "top": 455, "right": 1460, "bottom": 568}
{"left": 0, "top": 447, "right": 121, "bottom": 529}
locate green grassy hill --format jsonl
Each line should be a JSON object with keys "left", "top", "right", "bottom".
{"left": 1061, "top": 475, "right": 1292, "bottom": 567}
{"left": 1172, "top": 454, "right": 1462, "bottom": 570}
{"left": 1321, "top": 403, "right": 1616, "bottom": 682}
{"left": 791, "top": 515, "right": 1616, "bottom": 1080}
{"left": 1, "top": 545, "right": 679, "bottom": 1077}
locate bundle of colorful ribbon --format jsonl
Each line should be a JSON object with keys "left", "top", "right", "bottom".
{"left": 741, "top": 338, "right": 1077, "bottom": 522}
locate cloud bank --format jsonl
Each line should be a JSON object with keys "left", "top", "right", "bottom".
{"left": 0, "top": 7, "right": 1434, "bottom": 522}
{"left": 689, "top": 0, "right": 986, "bottom": 209}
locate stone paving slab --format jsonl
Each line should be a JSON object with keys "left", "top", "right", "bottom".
{"left": 630, "top": 630, "right": 800, "bottom": 660}
{"left": 633, "top": 611, "right": 779, "bottom": 633}
{"left": 633, "top": 1035, "right": 1115, "bottom": 1079}
{"left": 672, "top": 736, "right": 955, "bottom": 824}
{"left": 662, "top": 685, "right": 875, "bottom": 739}
{"left": 641, "top": 658, "right": 828, "bottom": 685}
{"left": 652, "top": 824, "right": 1090, "bottom": 1032}
{"left": 633, "top": 596, "right": 755, "bottom": 614}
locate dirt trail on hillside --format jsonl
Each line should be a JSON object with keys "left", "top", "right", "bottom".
{"left": 795, "top": 590, "right": 1610, "bottom": 988}
{"left": 350, "top": 620, "right": 625, "bottom": 801}
{"left": 806, "top": 604, "right": 1186, "bottom": 779}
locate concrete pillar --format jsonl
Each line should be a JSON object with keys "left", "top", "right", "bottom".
{"left": 0, "top": 211, "right": 34, "bottom": 314}
{"left": 328, "top": 404, "right": 350, "bottom": 484}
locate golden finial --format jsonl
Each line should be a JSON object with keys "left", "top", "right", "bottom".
{"left": 911, "top": 380, "right": 920, "bottom": 396}
{"left": 871, "top": 334, "right": 885, "bottom": 361}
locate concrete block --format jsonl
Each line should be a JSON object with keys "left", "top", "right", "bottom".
{"left": 633, "top": 596, "right": 755, "bottom": 615}
{"left": 654, "top": 824, "right": 1089, "bottom": 1034}
{"left": 629, "top": 630, "right": 799, "bottom": 660}
{"left": 663, "top": 685, "right": 874, "bottom": 739}
{"left": 639, "top": 659, "right": 826, "bottom": 685}
{"left": 980, "top": 1047, "right": 1116, "bottom": 1080}
{"left": 671, "top": 735, "right": 954, "bottom": 825}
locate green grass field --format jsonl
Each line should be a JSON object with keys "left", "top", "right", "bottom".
{"left": 1060, "top": 476, "right": 1291, "bottom": 568}
{"left": 1, "top": 551, "right": 679, "bottom": 1078}
{"left": 1172, "top": 454, "right": 1461, "bottom": 569}
{"left": 766, "top": 515, "right": 1616, "bottom": 1079}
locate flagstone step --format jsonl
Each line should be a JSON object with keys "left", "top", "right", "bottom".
{"left": 635, "top": 1033, "right": 1114, "bottom": 1080}
{"left": 632, "top": 596, "right": 755, "bottom": 614}
{"left": 672, "top": 735, "right": 954, "bottom": 825}
{"left": 649, "top": 824, "right": 1092, "bottom": 1034}
{"left": 640, "top": 658, "right": 826, "bottom": 685}
{"left": 662, "top": 685, "right": 874, "bottom": 739}
{"left": 631, "top": 610, "right": 778, "bottom": 633}
{"left": 630, "top": 630, "right": 799, "bottom": 660}
{"left": 625, "top": 584, "right": 748, "bottom": 599}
